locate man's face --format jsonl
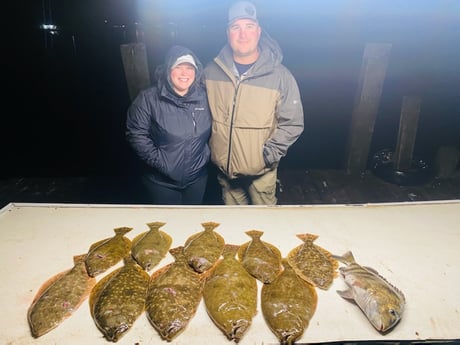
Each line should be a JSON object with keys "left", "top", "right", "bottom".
{"left": 227, "top": 19, "right": 261, "bottom": 60}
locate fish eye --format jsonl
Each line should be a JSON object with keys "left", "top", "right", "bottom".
{"left": 389, "top": 308, "right": 397, "bottom": 317}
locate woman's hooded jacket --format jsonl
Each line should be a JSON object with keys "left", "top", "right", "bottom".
{"left": 126, "top": 45, "right": 211, "bottom": 188}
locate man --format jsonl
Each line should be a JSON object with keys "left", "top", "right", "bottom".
{"left": 205, "top": 1, "right": 304, "bottom": 205}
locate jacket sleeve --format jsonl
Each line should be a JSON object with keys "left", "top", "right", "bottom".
{"left": 263, "top": 68, "right": 304, "bottom": 167}
{"left": 125, "top": 93, "right": 167, "bottom": 174}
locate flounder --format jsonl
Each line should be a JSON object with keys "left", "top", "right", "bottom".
{"left": 145, "top": 246, "right": 205, "bottom": 341}
{"left": 90, "top": 255, "right": 150, "bottom": 342}
{"left": 27, "top": 254, "right": 96, "bottom": 338}
{"left": 85, "top": 227, "right": 132, "bottom": 277}
{"left": 203, "top": 244, "right": 258, "bottom": 343}
{"left": 237, "top": 229, "right": 282, "bottom": 283}
{"left": 333, "top": 251, "right": 406, "bottom": 333}
{"left": 131, "top": 221, "right": 172, "bottom": 271}
{"left": 287, "top": 233, "right": 338, "bottom": 290}
{"left": 183, "top": 221, "right": 224, "bottom": 273}
{"left": 261, "top": 258, "right": 317, "bottom": 345}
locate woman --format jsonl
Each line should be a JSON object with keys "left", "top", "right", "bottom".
{"left": 126, "top": 45, "right": 211, "bottom": 204}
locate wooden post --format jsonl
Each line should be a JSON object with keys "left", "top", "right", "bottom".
{"left": 345, "top": 43, "right": 392, "bottom": 175}
{"left": 120, "top": 42, "right": 151, "bottom": 101}
{"left": 394, "top": 96, "right": 422, "bottom": 171}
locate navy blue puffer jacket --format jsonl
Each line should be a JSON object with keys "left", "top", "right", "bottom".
{"left": 126, "top": 45, "right": 211, "bottom": 188}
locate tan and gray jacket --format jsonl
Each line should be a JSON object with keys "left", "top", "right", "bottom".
{"left": 205, "top": 31, "right": 304, "bottom": 179}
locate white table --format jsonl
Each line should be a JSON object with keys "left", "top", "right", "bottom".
{"left": 1, "top": 201, "right": 459, "bottom": 344}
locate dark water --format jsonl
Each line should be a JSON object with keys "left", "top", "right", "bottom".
{"left": 4, "top": 0, "right": 460, "bottom": 178}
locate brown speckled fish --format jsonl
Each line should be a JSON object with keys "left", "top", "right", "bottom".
{"left": 203, "top": 244, "right": 258, "bottom": 343}
{"left": 287, "top": 233, "right": 338, "bottom": 290}
{"left": 145, "top": 246, "right": 204, "bottom": 341}
{"left": 90, "top": 255, "right": 149, "bottom": 342}
{"left": 261, "top": 258, "right": 317, "bottom": 345}
{"left": 85, "top": 227, "right": 132, "bottom": 277}
{"left": 131, "top": 221, "right": 172, "bottom": 271}
{"left": 237, "top": 229, "right": 282, "bottom": 283}
{"left": 27, "top": 254, "right": 96, "bottom": 338}
{"left": 183, "top": 221, "right": 224, "bottom": 273}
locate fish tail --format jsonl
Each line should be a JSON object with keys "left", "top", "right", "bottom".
{"left": 245, "top": 229, "right": 263, "bottom": 239}
{"left": 114, "top": 227, "right": 133, "bottom": 236}
{"left": 169, "top": 246, "right": 184, "bottom": 259}
{"left": 296, "top": 233, "right": 318, "bottom": 243}
{"left": 332, "top": 251, "right": 356, "bottom": 265}
{"left": 222, "top": 244, "right": 239, "bottom": 258}
{"left": 146, "top": 221, "right": 166, "bottom": 230}
{"left": 73, "top": 254, "right": 87, "bottom": 264}
{"left": 201, "top": 221, "right": 220, "bottom": 232}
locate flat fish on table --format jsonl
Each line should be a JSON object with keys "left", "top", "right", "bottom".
{"left": 183, "top": 221, "right": 225, "bottom": 273}
{"left": 203, "top": 244, "right": 258, "bottom": 343}
{"left": 237, "top": 229, "right": 282, "bottom": 283}
{"left": 261, "top": 258, "right": 317, "bottom": 345}
{"left": 333, "top": 251, "right": 406, "bottom": 333}
{"left": 90, "top": 255, "right": 149, "bottom": 342}
{"left": 27, "top": 254, "right": 96, "bottom": 338}
{"left": 131, "top": 221, "right": 172, "bottom": 271}
{"left": 85, "top": 227, "right": 132, "bottom": 277}
{"left": 287, "top": 233, "right": 338, "bottom": 290}
{"left": 145, "top": 246, "right": 205, "bottom": 342}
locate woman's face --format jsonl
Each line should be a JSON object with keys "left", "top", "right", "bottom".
{"left": 170, "top": 63, "right": 196, "bottom": 96}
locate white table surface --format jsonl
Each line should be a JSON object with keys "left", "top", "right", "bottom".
{"left": 1, "top": 201, "right": 459, "bottom": 345}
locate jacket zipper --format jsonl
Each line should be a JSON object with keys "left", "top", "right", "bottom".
{"left": 191, "top": 111, "right": 197, "bottom": 134}
{"left": 226, "top": 78, "right": 241, "bottom": 174}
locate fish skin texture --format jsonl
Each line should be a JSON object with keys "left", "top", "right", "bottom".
{"left": 261, "top": 258, "right": 317, "bottom": 345}
{"left": 131, "top": 221, "right": 172, "bottom": 271}
{"left": 287, "top": 233, "right": 338, "bottom": 290}
{"left": 90, "top": 256, "right": 149, "bottom": 342}
{"left": 237, "top": 229, "right": 282, "bottom": 283}
{"left": 85, "top": 227, "right": 132, "bottom": 277}
{"left": 184, "top": 222, "right": 224, "bottom": 273}
{"left": 28, "top": 254, "right": 96, "bottom": 338}
{"left": 145, "top": 246, "right": 204, "bottom": 341}
{"left": 203, "top": 244, "right": 258, "bottom": 343}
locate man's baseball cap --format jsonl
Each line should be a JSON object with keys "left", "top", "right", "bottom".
{"left": 228, "top": 1, "right": 258, "bottom": 25}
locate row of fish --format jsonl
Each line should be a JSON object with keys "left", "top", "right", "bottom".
{"left": 27, "top": 221, "right": 405, "bottom": 344}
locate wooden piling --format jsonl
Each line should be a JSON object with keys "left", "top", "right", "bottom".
{"left": 120, "top": 42, "right": 151, "bottom": 101}
{"left": 345, "top": 43, "right": 392, "bottom": 175}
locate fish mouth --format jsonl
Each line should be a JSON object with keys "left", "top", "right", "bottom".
{"left": 106, "top": 323, "right": 129, "bottom": 341}
{"left": 228, "top": 319, "right": 249, "bottom": 342}
{"left": 378, "top": 319, "right": 401, "bottom": 334}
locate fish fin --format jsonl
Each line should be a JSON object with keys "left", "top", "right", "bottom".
{"left": 89, "top": 269, "right": 120, "bottom": 317}
{"left": 237, "top": 242, "right": 250, "bottom": 261}
{"left": 160, "top": 231, "right": 173, "bottom": 247}
{"left": 88, "top": 238, "right": 110, "bottom": 252}
{"left": 332, "top": 251, "right": 356, "bottom": 265}
{"left": 131, "top": 231, "right": 147, "bottom": 248}
{"left": 30, "top": 270, "right": 70, "bottom": 305}
{"left": 364, "top": 266, "right": 380, "bottom": 275}
{"left": 150, "top": 263, "right": 173, "bottom": 281}
{"left": 336, "top": 288, "right": 355, "bottom": 300}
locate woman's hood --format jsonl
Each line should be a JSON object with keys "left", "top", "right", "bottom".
{"left": 155, "top": 45, "right": 204, "bottom": 96}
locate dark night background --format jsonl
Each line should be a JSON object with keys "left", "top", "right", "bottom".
{"left": 4, "top": 0, "right": 460, "bottom": 181}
